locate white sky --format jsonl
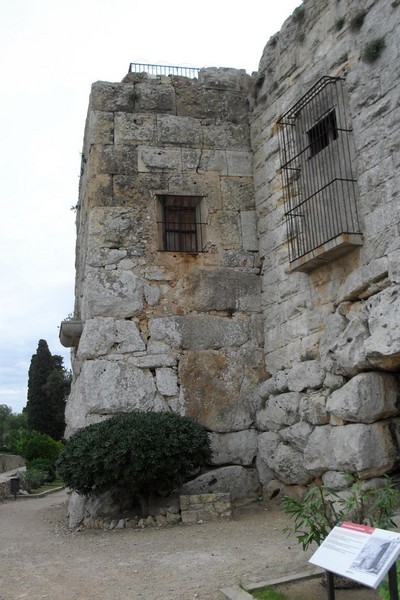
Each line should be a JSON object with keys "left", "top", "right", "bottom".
{"left": 0, "top": 0, "right": 301, "bottom": 414}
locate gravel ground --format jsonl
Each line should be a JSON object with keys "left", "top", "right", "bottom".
{"left": 0, "top": 489, "right": 321, "bottom": 600}
{"left": 0, "top": 489, "right": 382, "bottom": 600}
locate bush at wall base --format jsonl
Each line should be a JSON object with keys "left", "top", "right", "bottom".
{"left": 56, "top": 411, "right": 212, "bottom": 499}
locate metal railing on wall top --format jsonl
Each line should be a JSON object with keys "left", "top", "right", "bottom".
{"left": 128, "top": 63, "right": 200, "bottom": 79}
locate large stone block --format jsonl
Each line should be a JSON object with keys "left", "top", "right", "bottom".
{"left": 114, "top": 113, "right": 157, "bottom": 145}
{"left": 304, "top": 423, "right": 397, "bottom": 479}
{"left": 179, "top": 466, "right": 261, "bottom": 504}
{"left": 280, "top": 421, "right": 314, "bottom": 451}
{"left": 286, "top": 361, "right": 325, "bottom": 392}
{"left": 81, "top": 270, "right": 144, "bottom": 319}
{"left": 148, "top": 315, "right": 249, "bottom": 350}
{"left": 210, "top": 430, "right": 258, "bottom": 466}
{"left": 299, "top": 390, "right": 330, "bottom": 425}
{"left": 256, "top": 392, "right": 301, "bottom": 431}
{"left": 65, "top": 360, "right": 168, "bottom": 436}
{"left": 77, "top": 317, "right": 145, "bottom": 359}
{"left": 365, "top": 286, "right": 400, "bottom": 370}
{"left": 273, "top": 444, "right": 312, "bottom": 486}
{"left": 156, "top": 115, "right": 202, "bottom": 147}
{"left": 178, "top": 269, "right": 261, "bottom": 313}
{"left": 179, "top": 349, "right": 266, "bottom": 432}
{"left": 326, "top": 372, "right": 399, "bottom": 423}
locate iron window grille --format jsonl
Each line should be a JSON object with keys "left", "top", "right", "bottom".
{"left": 157, "top": 196, "right": 207, "bottom": 253}
{"left": 278, "top": 76, "right": 362, "bottom": 269}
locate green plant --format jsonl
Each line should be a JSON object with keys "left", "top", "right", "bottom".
{"left": 335, "top": 16, "right": 345, "bottom": 30}
{"left": 350, "top": 9, "right": 367, "bottom": 31}
{"left": 56, "top": 411, "right": 212, "bottom": 497}
{"left": 255, "top": 74, "right": 265, "bottom": 90}
{"left": 282, "top": 476, "right": 400, "bottom": 551}
{"left": 27, "top": 458, "right": 56, "bottom": 482}
{"left": 378, "top": 562, "right": 400, "bottom": 599}
{"left": 17, "top": 430, "right": 63, "bottom": 463}
{"left": 362, "top": 37, "right": 386, "bottom": 62}
{"left": 292, "top": 5, "right": 305, "bottom": 22}
{"left": 252, "top": 585, "right": 290, "bottom": 599}
{"left": 20, "top": 468, "right": 48, "bottom": 492}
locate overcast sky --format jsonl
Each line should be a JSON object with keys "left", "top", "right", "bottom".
{"left": 0, "top": 0, "right": 301, "bottom": 414}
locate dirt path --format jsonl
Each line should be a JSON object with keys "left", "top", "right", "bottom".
{"left": 0, "top": 490, "right": 380, "bottom": 600}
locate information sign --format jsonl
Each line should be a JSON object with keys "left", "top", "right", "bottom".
{"left": 309, "top": 522, "right": 400, "bottom": 589}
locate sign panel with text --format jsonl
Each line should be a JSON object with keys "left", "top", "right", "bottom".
{"left": 309, "top": 522, "right": 400, "bottom": 588}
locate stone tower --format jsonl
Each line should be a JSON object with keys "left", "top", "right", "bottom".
{"left": 61, "top": 0, "right": 400, "bottom": 519}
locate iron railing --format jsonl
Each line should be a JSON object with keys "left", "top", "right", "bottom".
{"left": 278, "top": 76, "right": 361, "bottom": 263}
{"left": 128, "top": 62, "right": 200, "bottom": 79}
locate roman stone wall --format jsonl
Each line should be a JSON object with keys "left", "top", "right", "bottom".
{"left": 65, "top": 0, "right": 400, "bottom": 519}
{"left": 252, "top": 0, "right": 400, "bottom": 496}
{"left": 66, "top": 68, "right": 264, "bottom": 509}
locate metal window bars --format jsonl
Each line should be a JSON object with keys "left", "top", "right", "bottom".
{"left": 278, "top": 76, "right": 361, "bottom": 264}
{"left": 128, "top": 63, "right": 200, "bottom": 79}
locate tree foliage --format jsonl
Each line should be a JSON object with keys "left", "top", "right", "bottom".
{"left": 57, "top": 411, "right": 212, "bottom": 497}
{"left": 25, "top": 340, "right": 71, "bottom": 440}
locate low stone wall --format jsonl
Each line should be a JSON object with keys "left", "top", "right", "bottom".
{"left": 0, "top": 454, "right": 25, "bottom": 473}
{"left": 76, "top": 493, "right": 232, "bottom": 529}
{"left": 0, "top": 480, "right": 10, "bottom": 499}
{"left": 181, "top": 493, "right": 232, "bottom": 523}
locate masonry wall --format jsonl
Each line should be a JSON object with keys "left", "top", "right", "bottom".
{"left": 66, "top": 0, "right": 400, "bottom": 520}
{"left": 252, "top": 0, "right": 400, "bottom": 493}
{"left": 67, "top": 68, "right": 265, "bottom": 510}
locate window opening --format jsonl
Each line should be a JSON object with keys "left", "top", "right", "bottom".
{"left": 157, "top": 196, "right": 207, "bottom": 253}
{"left": 308, "top": 109, "right": 338, "bottom": 157}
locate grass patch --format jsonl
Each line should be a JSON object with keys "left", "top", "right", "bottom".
{"left": 30, "top": 480, "right": 63, "bottom": 494}
{"left": 251, "top": 585, "right": 290, "bottom": 600}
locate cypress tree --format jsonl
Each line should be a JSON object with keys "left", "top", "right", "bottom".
{"left": 26, "top": 340, "right": 70, "bottom": 440}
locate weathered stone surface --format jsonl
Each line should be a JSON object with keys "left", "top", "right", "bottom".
{"left": 65, "top": 360, "right": 168, "bottom": 436}
{"left": 280, "top": 421, "right": 314, "bottom": 451}
{"left": 304, "top": 423, "right": 397, "bottom": 479}
{"left": 273, "top": 444, "right": 312, "bottom": 485}
{"left": 257, "top": 431, "right": 281, "bottom": 473}
{"left": 286, "top": 361, "right": 325, "bottom": 392}
{"left": 148, "top": 315, "right": 249, "bottom": 350}
{"left": 365, "top": 286, "right": 400, "bottom": 370}
{"left": 155, "top": 367, "right": 178, "bottom": 396}
{"left": 180, "top": 349, "right": 265, "bottom": 432}
{"left": 326, "top": 372, "right": 399, "bottom": 424}
{"left": 256, "top": 392, "right": 301, "bottom": 431}
{"left": 178, "top": 269, "right": 261, "bottom": 313}
{"left": 81, "top": 270, "right": 144, "bottom": 319}
{"left": 209, "top": 430, "right": 258, "bottom": 466}
{"left": 68, "top": 492, "right": 86, "bottom": 528}
{"left": 78, "top": 317, "right": 145, "bottom": 359}
{"left": 257, "top": 371, "right": 289, "bottom": 398}
{"left": 328, "top": 318, "right": 371, "bottom": 376}
{"left": 322, "top": 471, "right": 353, "bottom": 491}
{"left": 179, "top": 466, "right": 261, "bottom": 504}
{"left": 299, "top": 390, "right": 330, "bottom": 425}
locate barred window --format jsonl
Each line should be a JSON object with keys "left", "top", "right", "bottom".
{"left": 278, "top": 76, "right": 362, "bottom": 272}
{"left": 157, "top": 196, "right": 206, "bottom": 253}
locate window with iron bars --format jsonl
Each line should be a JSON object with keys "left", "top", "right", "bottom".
{"left": 278, "top": 76, "right": 362, "bottom": 272}
{"left": 157, "top": 196, "right": 207, "bottom": 253}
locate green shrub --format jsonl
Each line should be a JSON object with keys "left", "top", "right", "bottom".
{"left": 350, "top": 9, "right": 367, "bottom": 31}
{"left": 362, "top": 37, "right": 386, "bottom": 62}
{"left": 335, "top": 17, "right": 345, "bottom": 30}
{"left": 57, "top": 411, "right": 212, "bottom": 497}
{"left": 292, "top": 5, "right": 305, "bottom": 22}
{"left": 20, "top": 468, "right": 48, "bottom": 492}
{"left": 17, "top": 430, "right": 63, "bottom": 463}
{"left": 27, "top": 458, "right": 56, "bottom": 482}
{"left": 282, "top": 476, "right": 399, "bottom": 551}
